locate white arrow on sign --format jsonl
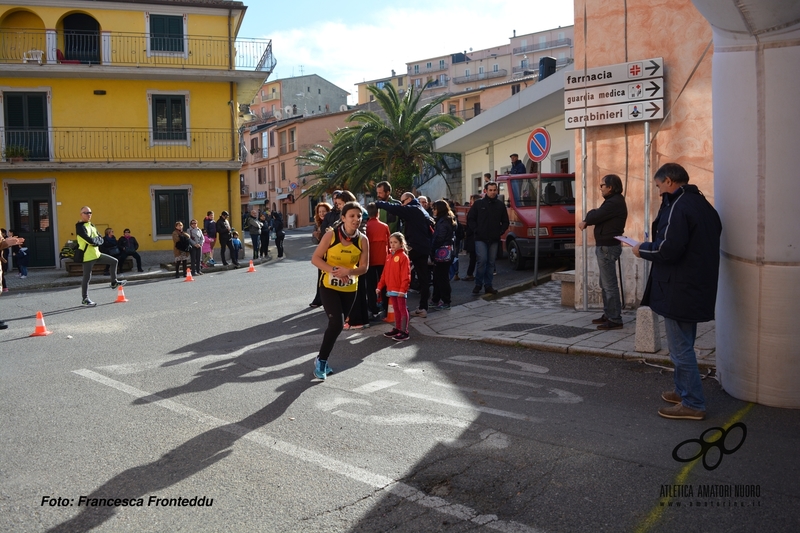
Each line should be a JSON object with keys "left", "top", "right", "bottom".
{"left": 565, "top": 99, "right": 664, "bottom": 129}
{"left": 564, "top": 78, "right": 663, "bottom": 110}
{"left": 565, "top": 57, "right": 664, "bottom": 90}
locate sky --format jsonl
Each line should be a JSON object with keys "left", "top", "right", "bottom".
{"left": 237, "top": 0, "right": 575, "bottom": 104}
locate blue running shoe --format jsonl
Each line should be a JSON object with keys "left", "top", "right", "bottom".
{"left": 314, "top": 358, "right": 328, "bottom": 380}
{"left": 324, "top": 361, "right": 334, "bottom": 376}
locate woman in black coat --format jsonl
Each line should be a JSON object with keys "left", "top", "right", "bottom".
{"left": 430, "top": 200, "right": 456, "bottom": 310}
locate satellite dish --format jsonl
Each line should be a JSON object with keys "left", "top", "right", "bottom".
{"left": 339, "top": 104, "right": 348, "bottom": 112}
{"left": 274, "top": 110, "right": 282, "bottom": 119}
{"left": 284, "top": 105, "right": 293, "bottom": 115}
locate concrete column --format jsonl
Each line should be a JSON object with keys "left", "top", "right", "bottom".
{"left": 692, "top": 0, "right": 800, "bottom": 407}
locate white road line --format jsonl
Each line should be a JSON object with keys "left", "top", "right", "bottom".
{"left": 431, "top": 381, "right": 523, "bottom": 400}
{"left": 387, "top": 389, "right": 542, "bottom": 422}
{"left": 451, "top": 356, "right": 549, "bottom": 374}
{"left": 98, "top": 332, "right": 319, "bottom": 375}
{"left": 72, "top": 369, "right": 544, "bottom": 533}
{"left": 460, "top": 373, "right": 584, "bottom": 404}
{"left": 445, "top": 360, "right": 606, "bottom": 387}
{"left": 352, "top": 380, "right": 399, "bottom": 394}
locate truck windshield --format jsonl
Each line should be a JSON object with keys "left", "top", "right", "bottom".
{"left": 511, "top": 178, "right": 575, "bottom": 207}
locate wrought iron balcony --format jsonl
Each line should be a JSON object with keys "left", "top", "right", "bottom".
{"left": 409, "top": 62, "right": 449, "bottom": 75}
{"left": 0, "top": 28, "right": 275, "bottom": 71}
{"left": 2, "top": 128, "right": 235, "bottom": 163}
{"left": 451, "top": 69, "right": 508, "bottom": 85}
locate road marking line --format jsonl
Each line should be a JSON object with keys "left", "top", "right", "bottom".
{"left": 446, "top": 361, "right": 606, "bottom": 387}
{"left": 388, "top": 389, "right": 541, "bottom": 422}
{"left": 431, "top": 381, "right": 523, "bottom": 400}
{"left": 72, "top": 369, "right": 544, "bottom": 533}
{"left": 352, "top": 380, "right": 399, "bottom": 394}
{"left": 98, "top": 332, "right": 319, "bottom": 375}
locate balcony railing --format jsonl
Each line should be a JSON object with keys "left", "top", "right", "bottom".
{"left": 0, "top": 28, "right": 275, "bottom": 71}
{"left": 513, "top": 38, "right": 572, "bottom": 55}
{"left": 409, "top": 62, "right": 448, "bottom": 75}
{"left": 2, "top": 128, "right": 234, "bottom": 162}
{"left": 451, "top": 69, "right": 508, "bottom": 85}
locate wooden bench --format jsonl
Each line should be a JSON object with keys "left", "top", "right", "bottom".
{"left": 63, "top": 257, "right": 134, "bottom": 276}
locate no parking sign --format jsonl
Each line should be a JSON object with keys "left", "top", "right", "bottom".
{"left": 527, "top": 128, "right": 551, "bottom": 163}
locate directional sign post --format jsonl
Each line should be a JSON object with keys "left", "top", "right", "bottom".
{"left": 564, "top": 57, "right": 665, "bottom": 130}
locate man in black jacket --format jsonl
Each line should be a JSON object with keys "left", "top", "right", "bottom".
{"left": 216, "top": 211, "right": 239, "bottom": 267}
{"left": 634, "top": 163, "right": 722, "bottom": 421}
{"left": 376, "top": 192, "right": 433, "bottom": 318}
{"left": 509, "top": 154, "right": 527, "bottom": 175}
{"left": 579, "top": 174, "right": 628, "bottom": 330}
{"left": 467, "top": 182, "right": 509, "bottom": 294}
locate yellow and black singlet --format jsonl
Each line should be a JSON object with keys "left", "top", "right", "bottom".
{"left": 321, "top": 227, "right": 362, "bottom": 292}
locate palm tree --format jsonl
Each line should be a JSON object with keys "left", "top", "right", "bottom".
{"left": 298, "top": 82, "right": 462, "bottom": 197}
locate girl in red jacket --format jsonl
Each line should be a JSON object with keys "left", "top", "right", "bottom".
{"left": 376, "top": 232, "right": 411, "bottom": 342}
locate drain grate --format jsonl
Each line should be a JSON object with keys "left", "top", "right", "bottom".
{"left": 486, "top": 323, "right": 546, "bottom": 332}
{"left": 528, "top": 324, "right": 595, "bottom": 338}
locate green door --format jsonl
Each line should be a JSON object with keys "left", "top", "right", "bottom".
{"left": 8, "top": 184, "right": 55, "bottom": 267}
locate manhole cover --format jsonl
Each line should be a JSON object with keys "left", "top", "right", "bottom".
{"left": 487, "top": 323, "right": 546, "bottom": 331}
{"left": 529, "top": 324, "right": 595, "bottom": 338}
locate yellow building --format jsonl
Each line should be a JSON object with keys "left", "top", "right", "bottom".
{"left": 0, "top": 0, "right": 274, "bottom": 267}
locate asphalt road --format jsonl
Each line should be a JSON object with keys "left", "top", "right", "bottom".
{"left": 1, "top": 232, "right": 798, "bottom": 533}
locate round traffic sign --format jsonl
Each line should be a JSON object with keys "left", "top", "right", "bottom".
{"left": 527, "top": 127, "right": 551, "bottom": 163}
{"left": 289, "top": 182, "right": 297, "bottom": 190}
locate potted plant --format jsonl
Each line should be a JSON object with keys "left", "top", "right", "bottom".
{"left": 3, "top": 145, "right": 30, "bottom": 162}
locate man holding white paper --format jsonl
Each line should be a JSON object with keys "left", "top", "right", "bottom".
{"left": 633, "top": 163, "right": 722, "bottom": 421}
{"left": 578, "top": 174, "right": 628, "bottom": 330}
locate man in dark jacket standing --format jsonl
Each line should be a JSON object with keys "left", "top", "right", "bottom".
{"left": 579, "top": 174, "right": 628, "bottom": 330}
{"left": 509, "top": 154, "right": 527, "bottom": 175}
{"left": 634, "top": 163, "right": 722, "bottom": 421}
{"left": 376, "top": 192, "right": 434, "bottom": 318}
{"left": 216, "top": 211, "right": 239, "bottom": 267}
{"left": 467, "top": 181, "right": 509, "bottom": 295}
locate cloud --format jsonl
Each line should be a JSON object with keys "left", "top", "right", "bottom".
{"left": 253, "top": 1, "right": 573, "bottom": 103}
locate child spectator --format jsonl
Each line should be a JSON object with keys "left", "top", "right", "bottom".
{"left": 231, "top": 231, "right": 243, "bottom": 263}
{"left": 10, "top": 230, "right": 29, "bottom": 279}
{"left": 201, "top": 229, "right": 214, "bottom": 267}
{"left": 376, "top": 232, "right": 411, "bottom": 342}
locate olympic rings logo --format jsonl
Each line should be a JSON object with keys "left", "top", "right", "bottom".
{"left": 672, "top": 422, "right": 747, "bottom": 471}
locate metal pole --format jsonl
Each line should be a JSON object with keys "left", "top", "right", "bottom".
{"left": 533, "top": 169, "right": 541, "bottom": 284}
{"left": 581, "top": 128, "right": 588, "bottom": 311}
{"left": 643, "top": 121, "right": 651, "bottom": 280}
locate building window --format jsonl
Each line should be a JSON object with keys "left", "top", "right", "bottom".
{"left": 257, "top": 167, "right": 267, "bottom": 184}
{"left": 150, "top": 93, "right": 187, "bottom": 142}
{"left": 493, "top": 63, "right": 499, "bottom": 72}
{"left": 479, "top": 66, "right": 484, "bottom": 74}
{"left": 149, "top": 14, "right": 184, "bottom": 53}
{"left": 414, "top": 65, "right": 419, "bottom": 74}
{"left": 269, "top": 165, "right": 276, "bottom": 189}
{"left": 153, "top": 188, "right": 189, "bottom": 236}
{"left": 3, "top": 91, "right": 50, "bottom": 161}
{"left": 376, "top": 81, "right": 385, "bottom": 89}
{"left": 558, "top": 32, "right": 565, "bottom": 41}
{"left": 521, "top": 39, "right": 527, "bottom": 48}
{"left": 439, "top": 59, "right": 445, "bottom": 69}
{"left": 288, "top": 128, "right": 296, "bottom": 152}
{"left": 318, "top": 88, "right": 321, "bottom": 94}
{"left": 426, "top": 62, "right": 432, "bottom": 69}
{"left": 397, "top": 77, "right": 403, "bottom": 86}
{"left": 250, "top": 137, "right": 259, "bottom": 153}
{"left": 369, "top": 95, "right": 374, "bottom": 102}
{"left": 269, "top": 129, "right": 275, "bottom": 147}
{"left": 539, "top": 36, "right": 547, "bottom": 45}
{"left": 414, "top": 79, "right": 421, "bottom": 88}
{"left": 261, "top": 90, "right": 265, "bottom": 99}
{"left": 279, "top": 130, "right": 287, "bottom": 154}
{"left": 280, "top": 161, "right": 286, "bottom": 181}
{"left": 465, "top": 69, "right": 470, "bottom": 77}
{"left": 521, "top": 58, "right": 528, "bottom": 69}
{"left": 511, "top": 84, "right": 521, "bottom": 95}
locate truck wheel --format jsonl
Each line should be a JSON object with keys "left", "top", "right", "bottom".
{"left": 507, "top": 240, "right": 526, "bottom": 270}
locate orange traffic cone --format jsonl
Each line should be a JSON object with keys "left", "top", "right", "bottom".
{"left": 114, "top": 285, "right": 129, "bottom": 303}
{"left": 247, "top": 260, "right": 256, "bottom": 273}
{"left": 184, "top": 267, "right": 195, "bottom": 282}
{"left": 383, "top": 300, "right": 395, "bottom": 324}
{"left": 30, "top": 311, "right": 53, "bottom": 337}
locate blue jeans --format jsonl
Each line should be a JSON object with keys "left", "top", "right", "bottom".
{"left": 474, "top": 241, "right": 499, "bottom": 288}
{"left": 596, "top": 245, "right": 622, "bottom": 323}
{"left": 664, "top": 317, "right": 705, "bottom": 411}
{"left": 249, "top": 233, "right": 260, "bottom": 259}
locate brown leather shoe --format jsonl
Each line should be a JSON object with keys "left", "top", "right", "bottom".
{"left": 658, "top": 403, "right": 706, "bottom": 420}
{"left": 661, "top": 391, "right": 681, "bottom": 404}
{"left": 597, "top": 321, "right": 623, "bottom": 330}
{"left": 591, "top": 314, "right": 608, "bottom": 324}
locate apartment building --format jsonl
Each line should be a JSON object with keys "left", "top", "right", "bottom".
{"left": 0, "top": 0, "right": 274, "bottom": 266}
{"left": 356, "top": 70, "right": 408, "bottom": 105}
{"left": 250, "top": 74, "right": 349, "bottom": 122}
{"left": 240, "top": 108, "right": 351, "bottom": 228}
